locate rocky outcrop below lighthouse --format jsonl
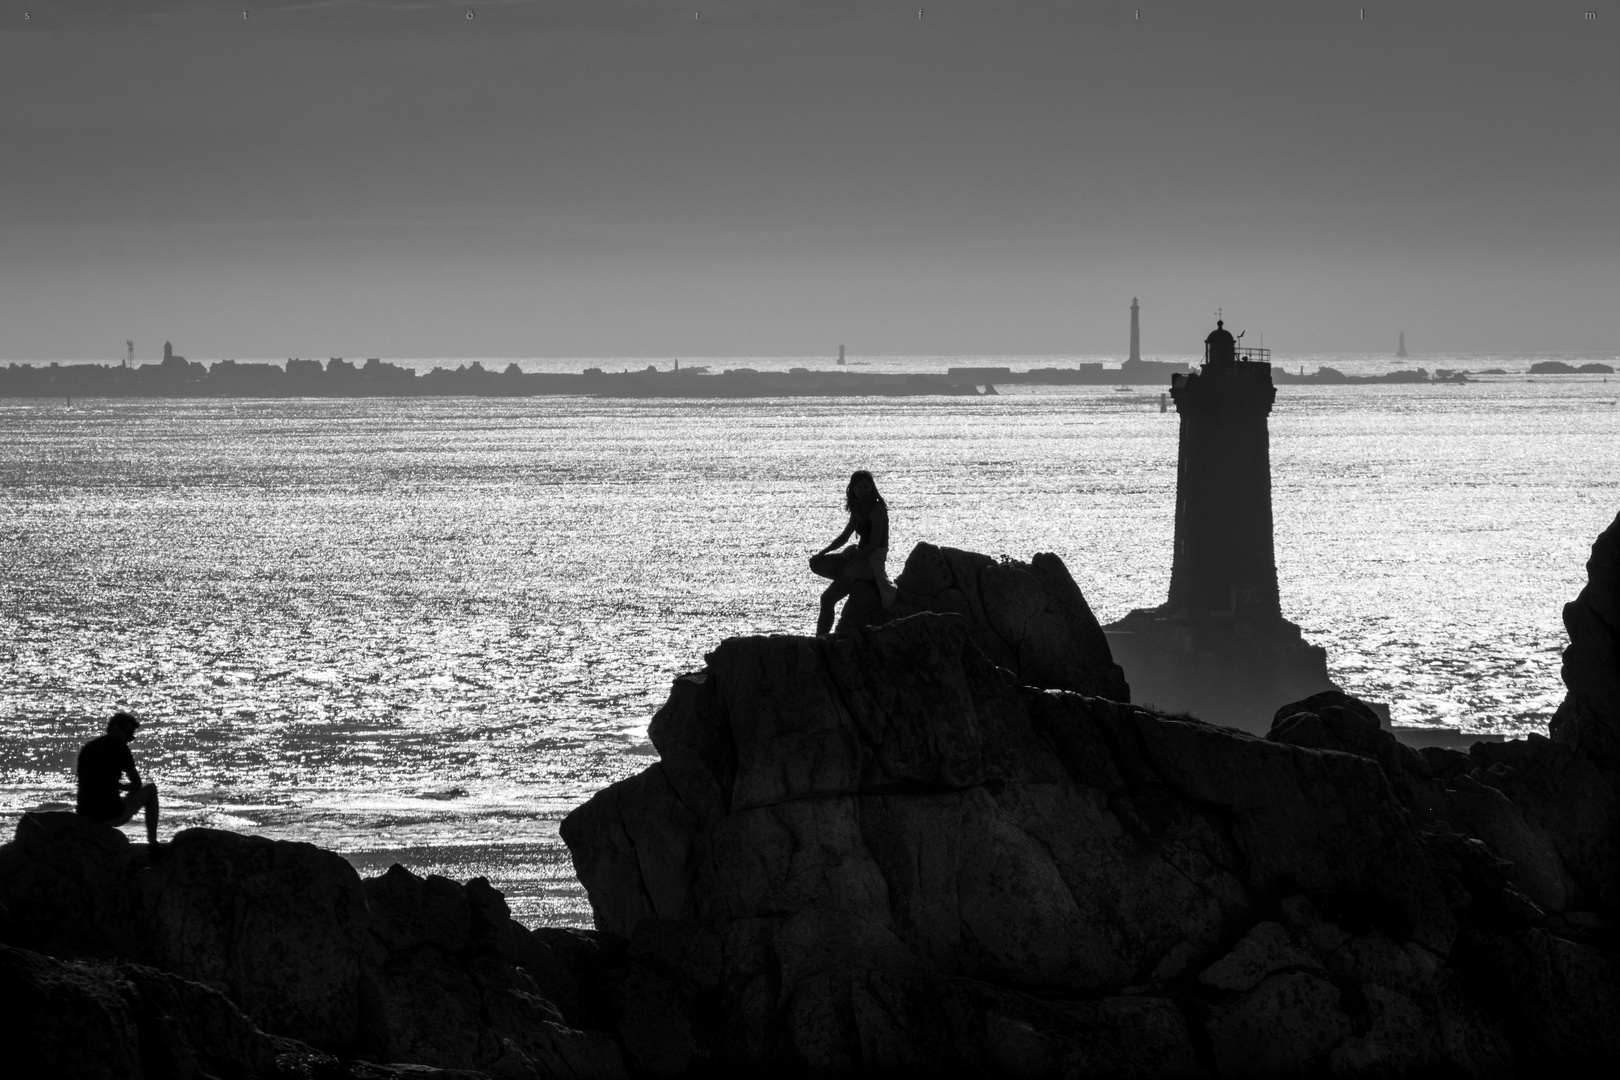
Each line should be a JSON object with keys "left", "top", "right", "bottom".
{"left": 1102, "top": 605, "right": 1338, "bottom": 734}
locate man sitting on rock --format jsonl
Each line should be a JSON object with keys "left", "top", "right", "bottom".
{"left": 76, "top": 711, "right": 161, "bottom": 846}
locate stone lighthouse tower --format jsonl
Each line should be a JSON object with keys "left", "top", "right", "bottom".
{"left": 1165, "top": 319, "right": 1281, "bottom": 618}
{"left": 1104, "top": 318, "right": 1336, "bottom": 732}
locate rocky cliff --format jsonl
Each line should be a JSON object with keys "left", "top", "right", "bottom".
{"left": 1553, "top": 510, "right": 1620, "bottom": 772}
{"left": 7, "top": 527, "right": 1620, "bottom": 1078}
{"left": 559, "top": 529, "right": 1620, "bottom": 1076}
{"left": 0, "top": 818, "right": 628, "bottom": 1079}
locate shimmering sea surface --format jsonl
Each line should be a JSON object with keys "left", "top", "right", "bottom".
{"left": 2, "top": 354, "right": 1617, "bottom": 925}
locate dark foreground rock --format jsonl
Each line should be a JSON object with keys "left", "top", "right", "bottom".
{"left": 11, "top": 520, "right": 1620, "bottom": 1077}
{"left": 0, "top": 815, "right": 627, "bottom": 1080}
{"left": 564, "top": 609, "right": 1620, "bottom": 1076}
{"left": 1, "top": 942, "right": 284, "bottom": 1079}
{"left": 1552, "top": 509, "right": 1620, "bottom": 772}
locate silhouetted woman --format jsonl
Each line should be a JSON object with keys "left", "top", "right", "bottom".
{"left": 809, "top": 470, "right": 898, "bottom": 636}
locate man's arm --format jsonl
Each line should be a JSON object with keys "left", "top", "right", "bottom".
{"left": 118, "top": 742, "right": 141, "bottom": 793}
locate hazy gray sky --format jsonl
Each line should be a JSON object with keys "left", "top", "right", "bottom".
{"left": 2, "top": 2, "right": 1615, "bottom": 359}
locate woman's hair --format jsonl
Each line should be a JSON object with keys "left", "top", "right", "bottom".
{"left": 845, "top": 470, "right": 884, "bottom": 514}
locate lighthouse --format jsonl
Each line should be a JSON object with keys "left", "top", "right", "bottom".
{"left": 1104, "top": 318, "right": 1337, "bottom": 732}
{"left": 1165, "top": 320, "right": 1281, "bottom": 618}
{"left": 1129, "top": 298, "right": 1141, "bottom": 363}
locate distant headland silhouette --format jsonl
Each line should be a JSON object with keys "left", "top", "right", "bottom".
{"left": 1, "top": 351, "right": 1196, "bottom": 399}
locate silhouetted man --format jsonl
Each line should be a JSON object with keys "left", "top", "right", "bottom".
{"left": 76, "top": 711, "right": 160, "bottom": 845}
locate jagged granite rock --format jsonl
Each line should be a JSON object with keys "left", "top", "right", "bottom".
{"left": 1270, "top": 688, "right": 1620, "bottom": 927}
{"left": 834, "top": 542, "right": 1130, "bottom": 702}
{"left": 561, "top": 611, "right": 1620, "bottom": 1075}
{"left": 140, "top": 828, "right": 373, "bottom": 1050}
{"left": 0, "top": 942, "right": 285, "bottom": 1079}
{"left": 1553, "top": 509, "right": 1620, "bottom": 772}
{"left": 362, "top": 864, "right": 626, "bottom": 1080}
{"left": 0, "top": 815, "right": 626, "bottom": 1080}
{"left": 0, "top": 809, "right": 147, "bottom": 961}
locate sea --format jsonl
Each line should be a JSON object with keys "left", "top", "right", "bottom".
{"left": 2, "top": 352, "right": 1617, "bottom": 925}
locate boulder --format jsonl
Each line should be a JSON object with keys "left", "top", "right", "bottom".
{"left": 137, "top": 828, "right": 371, "bottom": 1050}
{"left": 1464, "top": 736, "right": 1620, "bottom": 915}
{"left": 360, "top": 864, "right": 627, "bottom": 1080}
{"left": 784, "top": 970, "right": 1202, "bottom": 1078}
{"left": 513, "top": 925, "right": 627, "bottom": 1031}
{"left": 835, "top": 543, "right": 1130, "bottom": 702}
{"left": 0, "top": 942, "right": 284, "bottom": 1080}
{"left": 0, "top": 811, "right": 146, "bottom": 961}
{"left": 1453, "top": 926, "right": 1620, "bottom": 1070}
{"left": 1204, "top": 970, "right": 1353, "bottom": 1076}
{"left": 1552, "top": 509, "right": 1620, "bottom": 771}
{"left": 0, "top": 820, "right": 626, "bottom": 1079}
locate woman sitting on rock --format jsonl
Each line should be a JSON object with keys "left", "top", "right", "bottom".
{"left": 809, "top": 470, "right": 899, "bottom": 636}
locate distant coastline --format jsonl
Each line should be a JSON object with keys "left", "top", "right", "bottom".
{"left": 1, "top": 355, "right": 1195, "bottom": 398}
{"left": 2, "top": 354, "right": 1610, "bottom": 399}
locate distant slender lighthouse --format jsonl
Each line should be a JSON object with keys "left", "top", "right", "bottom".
{"left": 1129, "top": 298, "right": 1141, "bottom": 363}
{"left": 1397, "top": 331, "right": 1408, "bottom": 358}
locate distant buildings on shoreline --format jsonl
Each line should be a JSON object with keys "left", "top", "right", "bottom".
{"left": 2, "top": 350, "right": 1197, "bottom": 399}
{"left": 2, "top": 333, "right": 1610, "bottom": 400}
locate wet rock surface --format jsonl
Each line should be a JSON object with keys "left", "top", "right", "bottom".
{"left": 564, "top": 600, "right": 1620, "bottom": 1076}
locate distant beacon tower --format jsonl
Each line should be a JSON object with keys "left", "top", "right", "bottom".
{"left": 163, "top": 341, "right": 174, "bottom": 363}
{"left": 1129, "top": 298, "right": 1141, "bottom": 363}
{"left": 1397, "top": 331, "right": 1408, "bottom": 358}
{"left": 1165, "top": 319, "right": 1280, "bottom": 618}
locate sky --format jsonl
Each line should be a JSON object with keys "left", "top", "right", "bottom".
{"left": 1, "top": 1, "right": 1615, "bottom": 360}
